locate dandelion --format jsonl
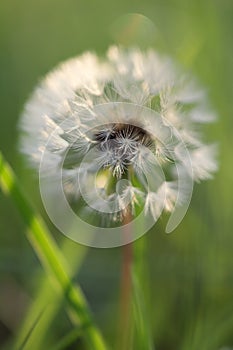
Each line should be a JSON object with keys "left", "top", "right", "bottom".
{"left": 20, "top": 46, "right": 217, "bottom": 225}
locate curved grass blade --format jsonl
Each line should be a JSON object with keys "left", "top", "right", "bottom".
{"left": 50, "top": 328, "right": 83, "bottom": 350}
{"left": 14, "top": 240, "right": 87, "bottom": 350}
{"left": 0, "top": 151, "right": 108, "bottom": 350}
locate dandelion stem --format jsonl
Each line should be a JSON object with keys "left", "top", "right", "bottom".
{"left": 117, "top": 206, "right": 154, "bottom": 350}
{"left": 118, "top": 211, "right": 133, "bottom": 350}
{"left": 0, "top": 151, "right": 107, "bottom": 350}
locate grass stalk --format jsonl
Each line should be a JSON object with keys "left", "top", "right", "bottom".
{"left": 132, "top": 236, "right": 154, "bottom": 350}
{"left": 0, "top": 151, "right": 107, "bottom": 350}
{"left": 14, "top": 240, "right": 87, "bottom": 350}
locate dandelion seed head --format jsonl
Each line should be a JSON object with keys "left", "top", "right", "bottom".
{"left": 20, "top": 46, "right": 218, "bottom": 227}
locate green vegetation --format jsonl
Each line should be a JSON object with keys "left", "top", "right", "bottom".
{"left": 0, "top": 0, "right": 232, "bottom": 349}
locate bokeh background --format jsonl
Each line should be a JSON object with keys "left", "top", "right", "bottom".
{"left": 0, "top": 0, "right": 232, "bottom": 349}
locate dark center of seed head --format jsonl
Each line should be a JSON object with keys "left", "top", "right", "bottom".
{"left": 94, "top": 123, "right": 153, "bottom": 147}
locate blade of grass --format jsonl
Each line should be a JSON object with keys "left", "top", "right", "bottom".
{"left": 132, "top": 236, "right": 154, "bottom": 350}
{"left": 0, "top": 151, "right": 107, "bottom": 350}
{"left": 50, "top": 328, "right": 83, "bottom": 350}
{"left": 17, "top": 307, "right": 46, "bottom": 350}
{"left": 14, "top": 241, "right": 87, "bottom": 350}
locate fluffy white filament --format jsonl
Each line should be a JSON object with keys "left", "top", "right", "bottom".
{"left": 20, "top": 46, "right": 218, "bottom": 222}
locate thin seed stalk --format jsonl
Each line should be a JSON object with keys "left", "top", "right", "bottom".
{"left": 118, "top": 211, "right": 134, "bottom": 350}
{"left": 118, "top": 203, "right": 154, "bottom": 350}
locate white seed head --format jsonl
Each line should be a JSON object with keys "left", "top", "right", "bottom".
{"left": 20, "top": 46, "right": 218, "bottom": 224}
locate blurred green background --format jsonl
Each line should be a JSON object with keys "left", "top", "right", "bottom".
{"left": 0, "top": 0, "right": 232, "bottom": 349}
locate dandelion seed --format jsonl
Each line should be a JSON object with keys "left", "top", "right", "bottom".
{"left": 20, "top": 46, "right": 218, "bottom": 224}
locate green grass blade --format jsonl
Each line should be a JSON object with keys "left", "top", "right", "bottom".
{"left": 0, "top": 151, "right": 108, "bottom": 350}
{"left": 50, "top": 328, "right": 83, "bottom": 350}
{"left": 17, "top": 307, "right": 46, "bottom": 350}
{"left": 132, "top": 236, "right": 154, "bottom": 350}
{"left": 14, "top": 240, "right": 87, "bottom": 350}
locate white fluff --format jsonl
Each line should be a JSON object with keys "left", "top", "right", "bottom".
{"left": 20, "top": 46, "right": 218, "bottom": 222}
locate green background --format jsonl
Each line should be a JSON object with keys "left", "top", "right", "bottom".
{"left": 0, "top": 0, "right": 232, "bottom": 349}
